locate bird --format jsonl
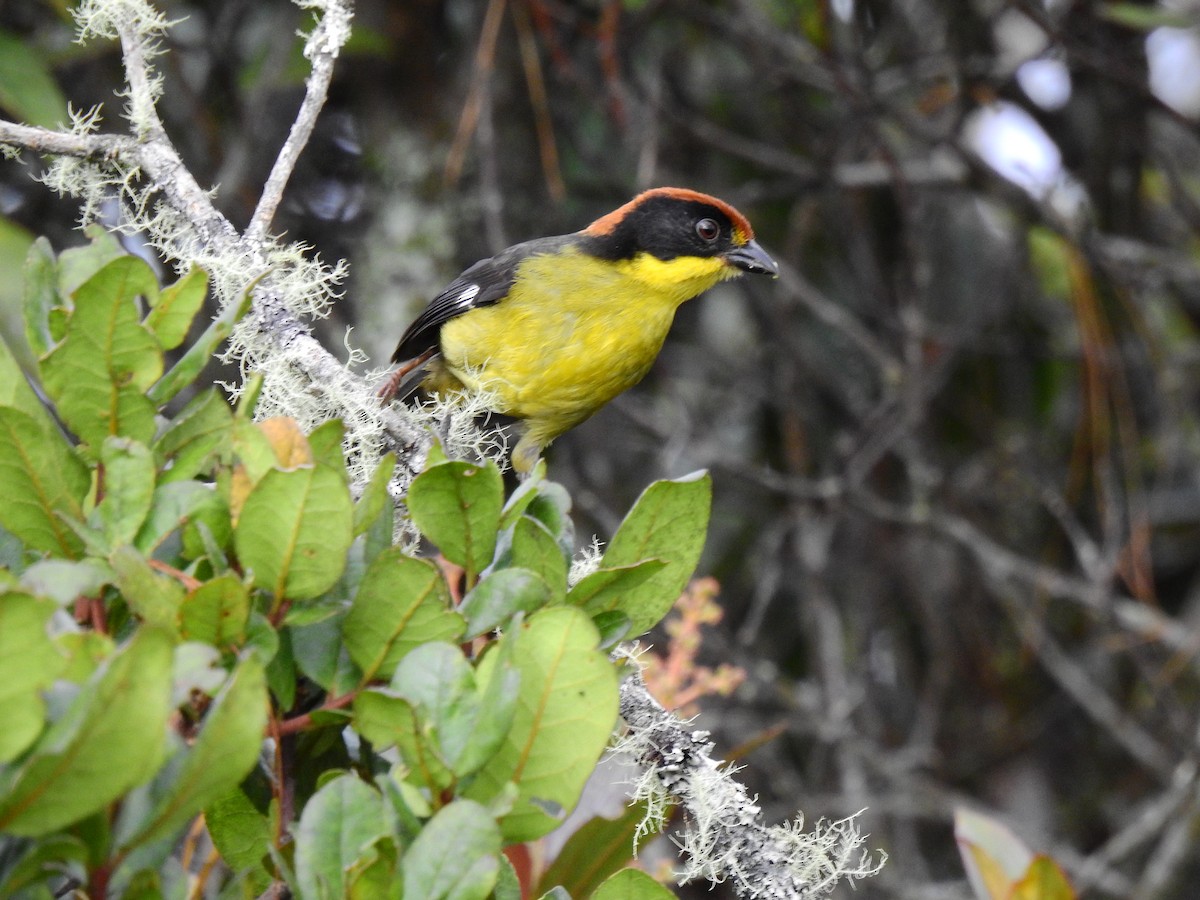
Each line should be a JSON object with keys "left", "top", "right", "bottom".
{"left": 379, "top": 187, "right": 778, "bottom": 474}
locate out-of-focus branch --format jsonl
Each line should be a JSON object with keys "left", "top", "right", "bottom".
{"left": 856, "top": 492, "right": 1198, "bottom": 656}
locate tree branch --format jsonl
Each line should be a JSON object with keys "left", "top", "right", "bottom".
{"left": 246, "top": 0, "right": 354, "bottom": 244}
{"left": 0, "top": 120, "right": 131, "bottom": 158}
{"left": 616, "top": 664, "right": 884, "bottom": 897}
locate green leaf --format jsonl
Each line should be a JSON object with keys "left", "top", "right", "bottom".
{"left": 155, "top": 388, "right": 233, "bottom": 484}
{"left": 0, "top": 406, "right": 90, "bottom": 556}
{"left": 390, "top": 643, "right": 475, "bottom": 760}
{"left": 353, "top": 690, "right": 454, "bottom": 792}
{"left": 355, "top": 638, "right": 518, "bottom": 787}
{"left": 22, "top": 236, "right": 58, "bottom": 359}
{"left": 596, "top": 472, "right": 711, "bottom": 635}
{"left": 0, "top": 691, "right": 43, "bottom": 766}
{"left": 0, "top": 29, "right": 68, "bottom": 128}
{"left": 0, "top": 222, "right": 34, "bottom": 366}
{"left": 0, "top": 591, "right": 65, "bottom": 761}
{"left": 291, "top": 614, "right": 360, "bottom": 697}
{"left": 308, "top": 418, "right": 346, "bottom": 473}
{"left": 505, "top": 516, "right": 568, "bottom": 601}
{"left": 117, "top": 658, "right": 267, "bottom": 851}
{"left": 354, "top": 453, "right": 396, "bottom": 537}
{"left": 1027, "top": 227, "right": 1073, "bottom": 303}
{"left": 230, "top": 418, "right": 283, "bottom": 490}
{"left": 494, "top": 855, "right": 522, "bottom": 900}
{"left": 95, "top": 437, "right": 156, "bottom": 546}
{"left": 497, "top": 464, "right": 546, "bottom": 530}
{"left": 148, "top": 287, "right": 252, "bottom": 405}
{"left": 466, "top": 607, "right": 619, "bottom": 842}
{"left": 525, "top": 482, "right": 574, "bottom": 554}
{"left": 185, "top": 502, "right": 234, "bottom": 565}
{"left": 566, "top": 560, "right": 666, "bottom": 618}
{"left": 465, "top": 636, "right": 522, "bottom": 776}
{"left": 144, "top": 266, "right": 207, "bottom": 350}
{"left": 401, "top": 800, "right": 500, "bottom": 900}
{"left": 56, "top": 227, "right": 127, "bottom": 296}
{"left": 342, "top": 548, "right": 464, "bottom": 683}
{"left": 460, "top": 567, "right": 552, "bottom": 639}
{"left": 257, "top": 634, "right": 295, "bottom": 719}
{"left": 134, "top": 480, "right": 229, "bottom": 557}
{"left": 55, "top": 631, "right": 114, "bottom": 684}
{"left": 407, "top": 460, "right": 504, "bottom": 578}
{"left": 391, "top": 641, "right": 518, "bottom": 777}
{"left": 179, "top": 572, "right": 250, "bottom": 647}
{"left": 109, "top": 544, "right": 185, "bottom": 634}
{"left": 535, "top": 800, "right": 652, "bottom": 898}
{"left": 0, "top": 322, "right": 49, "bottom": 431}
{"left": 590, "top": 611, "right": 632, "bottom": 650}
{"left": 351, "top": 689, "right": 417, "bottom": 751}
{"left": 234, "top": 462, "right": 353, "bottom": 601}
{"left": 294, "top": 774, "right": 392, "bottom": 900}
{"left": 205, "top": 788, "right": 271, "bottom": 878}
{"left": 19, "top": 558, "right": 111, "bottom": 607}
{"left": 41, "top": 256, "right": 164, "bottom": 447}
{"left": 590, "top": 868, "right": 676, "bottom": 900}
{"left": 0, "top": 628, "right": 173, "bottom": 836}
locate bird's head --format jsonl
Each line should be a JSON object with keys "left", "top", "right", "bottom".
{"left": 580, "top": 187, "right": 778, "bottom": 278}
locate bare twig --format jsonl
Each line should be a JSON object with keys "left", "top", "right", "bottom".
{"left": 246, "top": 0, "right": 353, "bottom": 243}
{"left": 856, "top": 492, "right": 1199, "bottom": 655}
{"left": 1003, "top": 593, "right": 1175, "bottom": 775}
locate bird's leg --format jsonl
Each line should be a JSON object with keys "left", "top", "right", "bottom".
{"left": 377, "top": 347, "right": 437, "bottom": 402}
{"left": 511, "top": 431, "right": 543, "bottom": 479}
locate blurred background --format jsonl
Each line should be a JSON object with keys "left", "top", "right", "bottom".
{"left": 4, "top": 0, "right": 1200, "bottom": 896}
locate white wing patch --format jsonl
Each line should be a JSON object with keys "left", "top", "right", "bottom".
{"left": 456, "top": 283, "right": 481, "bottom": 305}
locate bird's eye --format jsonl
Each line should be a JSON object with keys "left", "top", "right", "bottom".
{"left": 695, "top": 218, "right": 720, "bottom": 242}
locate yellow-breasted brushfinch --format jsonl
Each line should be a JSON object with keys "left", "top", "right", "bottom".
{"left": 380, "top": 187, "right": 777, "bottom": 473}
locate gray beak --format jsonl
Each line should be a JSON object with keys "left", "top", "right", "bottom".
{"left": 723, "top": 239, "right": 778, "bottom": 276}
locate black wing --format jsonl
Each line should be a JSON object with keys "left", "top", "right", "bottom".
{"left": 390, "top": 236, "right": 573, "bottom": 363}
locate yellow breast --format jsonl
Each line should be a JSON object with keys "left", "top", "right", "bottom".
{"left": 437, "top": 246, "right": 730, "bottom": 435}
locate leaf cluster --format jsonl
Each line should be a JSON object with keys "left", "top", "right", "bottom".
{"left": 0, "top": 235, "right": 709, "bottom": 898}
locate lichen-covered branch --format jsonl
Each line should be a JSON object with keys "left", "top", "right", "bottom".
{"left": 0, "top": 0, "right": 433, "bottom": 503}
{"left": 615, "top": 663, "right": 885, "bottom": 897}
{"left": 0, "top": 120, "right": 131, "bottom": 159}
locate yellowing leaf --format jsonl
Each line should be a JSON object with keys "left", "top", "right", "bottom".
{"left": 955, "top": 808, "right": 1035, "bottom": 900}
{"left": 257, "top": 417, "right": 312, "bottom": 469}
{"left": 1012, "top": 856, "right": 1076, "bottom": 900}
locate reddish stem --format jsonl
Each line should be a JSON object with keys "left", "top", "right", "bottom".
{"left": 276, "top": 691, "right": 357, "bottom": 736}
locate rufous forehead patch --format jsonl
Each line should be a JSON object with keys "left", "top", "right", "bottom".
{"left": 583, "top": 187, "right": 755, "bottom": 244}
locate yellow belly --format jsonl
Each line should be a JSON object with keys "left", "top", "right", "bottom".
{"left": 437, "top": 247, "right": 730, "bottom": 438}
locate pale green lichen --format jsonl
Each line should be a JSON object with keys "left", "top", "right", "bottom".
{"left": 611, "top": 649, "right": 886, "bottom": 897}
{"left": 74, "top": 0, "right": 172, "bottom": 136}
{"left": 569, "top": 536, "right": 606, "bottom": 588}
{"left": 73, "top": 0, "right": 171, "bottom": 42}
